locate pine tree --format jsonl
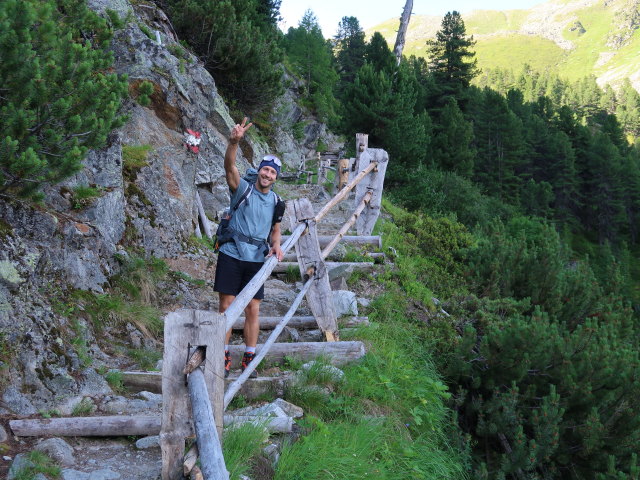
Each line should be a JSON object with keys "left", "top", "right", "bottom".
{"left": 0, "top": 0, "right": 127, "bottom": 196}
{"left": 283, "top": 10, "right": 339, "bottom": 123}
{"left": 333, "top": 16, "right": 366, "bottom": 82}
{"left": 166, "top": 0, "right": 283, "bottom": 113}
{"left": 431, "top": 98, "right": 474, "bottom": 177}
{"left": 364, "top": 32, "right": 397, "bottom": 76}
{"left": 470, "top": 88, "right": 524, "bottom": 198}
{"left": 425, "top": 11, "right": 479, "bottom": 111}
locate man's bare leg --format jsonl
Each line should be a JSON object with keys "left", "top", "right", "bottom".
{"left": 220, "top": 293, "right": 235, "bottom": 345}
{"left": 243, "top": 298, "right": 261, "bottom": 348}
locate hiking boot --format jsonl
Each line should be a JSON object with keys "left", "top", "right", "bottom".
{"left": 224, "top": 350, "right": 231, "bottom": 378}
{"left": 241, "top": 352, "right": 258, "bottom": 378}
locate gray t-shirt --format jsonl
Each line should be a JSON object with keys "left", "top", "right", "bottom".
{"left": 219, "top": 178, "right": 277, "bottom": 263}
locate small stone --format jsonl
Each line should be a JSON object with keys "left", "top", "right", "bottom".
{"left": 0, "top": 424, "right": 8, "bottom": 443}
{"left": 248, "top": 403, "right": 288, "bottom": 418}
{"left": 263, "top": 443, "right": 280, "bottom": 464}
{"left": 3, "top": 456, "right": 12, "bottom": 461}
{"left": 135, "top": 435, "right": 160, "bottom": 449}
{"left": 332, "top": 290, "right": 358, "bottom": 316}
{"left": 7, "top": 453, "right": 32, "bottom": 480}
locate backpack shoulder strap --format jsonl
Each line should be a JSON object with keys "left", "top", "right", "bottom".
{"left": 231, "top": 183, "right": 253, "bottom": 212}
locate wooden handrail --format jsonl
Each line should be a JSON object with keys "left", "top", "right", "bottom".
{"left": 314, "top": 162, "right": 377, "bottom": 223}
{"left": 321, "top": 190, "right": 372, "bottom": 260}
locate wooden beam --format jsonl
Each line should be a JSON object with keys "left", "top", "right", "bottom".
{"left": 121, "top": 371, "right": 296, "bottom": 397}
{"left": 271, "top": 261, "right": 377, "bottom": 275}
{"left": 187, "top": 368, "right": 229, "bottom": 480}
{"left": 231, "top": 316, "right": 369, "bottom": 330}
{"left": 9, "top": 415, "right": 296, "bottom": 438}
{"left": 336, "top": 158, "right": 350, "bottom": 191}
{"left": 288, "top": 198, "right": 339, "bottom": 340}
{"left": 314, "top": 162, "right": 376, "bottom": 224}
{"left": 195, "top": 191, "right": 213, "bottom": 239}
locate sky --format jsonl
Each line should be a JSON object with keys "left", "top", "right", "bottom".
{"left": 279, "top": 0, "right": 547, "bottom": 37}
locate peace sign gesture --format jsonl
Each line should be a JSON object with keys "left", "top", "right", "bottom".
{"left": 229, "top": 117, "right": 253, "bottom": 145}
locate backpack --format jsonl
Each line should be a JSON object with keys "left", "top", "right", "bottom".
{"left": 213, "top": 168, "right": 285, "bottom": 254}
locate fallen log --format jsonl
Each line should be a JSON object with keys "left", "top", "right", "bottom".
{"left": 10, "top": 414, "right": 295, "bottom": 437}
{"left": 10, "top": 416, "right": 161, "bottom": 437}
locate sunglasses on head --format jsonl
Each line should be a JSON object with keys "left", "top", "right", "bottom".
{"left": 263, "top": 154, "right": 282, "bottom": 167}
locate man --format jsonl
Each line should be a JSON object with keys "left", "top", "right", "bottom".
{"left": 214, "top": 117, "right": 285, "bottom": 378}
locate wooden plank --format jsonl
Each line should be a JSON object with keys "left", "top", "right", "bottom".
{"left": 355, "top": 148, "right": 388, "bottom": 236}
{"left": 313, "top": 162, "right": 376, "bottom": 224}
{"left": 288, "top": 198, "right": 339, "bottom": 340}
{"left": 188, "top": 368, "right": 229, "bottom": 480}
{"left": 280, "top": 235, "right": 382, "bottom": 249}
{"left": 226, "top": 341, "right": 366, "bottom": 366}
{"left": 161, "top": 310, "right": 225, "bottom": 480}
{"left": 183, "top": 445, "right": 198, "bottom": 477}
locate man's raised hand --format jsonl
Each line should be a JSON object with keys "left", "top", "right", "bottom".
{"left": 229, "top": 117, "right": 253, "bottom": 144}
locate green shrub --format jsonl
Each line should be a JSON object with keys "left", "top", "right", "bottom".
{"left": 0, "top": 0, "right": 127, "bottom": 197}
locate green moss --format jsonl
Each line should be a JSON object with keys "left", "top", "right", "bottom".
{"left": 125, "top": 182, "right": 152, "bottom": 206}
{"left": 0, "top": 218, "right": 13, "bottom": 240}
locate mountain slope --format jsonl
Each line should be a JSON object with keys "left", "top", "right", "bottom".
{"left": 369, "top": 0, "right": 640, "bottom": 90}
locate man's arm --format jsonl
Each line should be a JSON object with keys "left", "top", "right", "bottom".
{"left": 225, "top": 117, "right": 253, "bottom": 192}
{"left": 268, "top": 222, "right": 283, "bottom": 262}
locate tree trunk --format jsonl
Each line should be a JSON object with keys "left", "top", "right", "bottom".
{"left": 393, "top": 0, "right": 414, "bottom": 65}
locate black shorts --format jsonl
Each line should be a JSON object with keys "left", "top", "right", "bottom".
{"left": 213, "top": 252, "right": 265, "bottom": 300}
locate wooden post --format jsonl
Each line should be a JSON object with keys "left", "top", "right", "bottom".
{"left": 161, "top": 310, "right": 225, "bottom": 480}
{"left": 318, "top": 154, "right": 331, "bottom": 186}
{"left": 336, "top": 158, "right": 350, "bottom": 191}
{"left": 287, "top": 198, "right": 339, "bottom": 341}
{"left": 354, "top": 145, "right": 388, "bottom": 236}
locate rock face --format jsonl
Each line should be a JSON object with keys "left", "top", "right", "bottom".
{"left": 0, "top": 0, "right": 342, "bottom": 414}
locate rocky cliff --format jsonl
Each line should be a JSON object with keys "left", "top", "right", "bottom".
{"left": 0, "top": 0, "right": 342, "bottom": 419}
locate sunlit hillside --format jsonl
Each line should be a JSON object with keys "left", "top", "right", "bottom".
{"left": 369, "top": 0, "right": 640, "bottom": 90}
